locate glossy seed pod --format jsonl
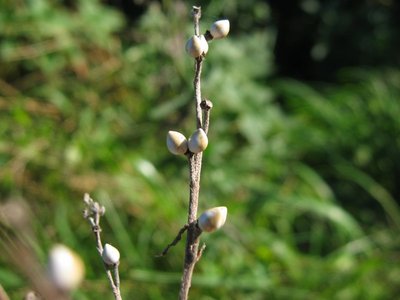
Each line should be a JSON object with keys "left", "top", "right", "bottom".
{"left": 198, "top": 206, "right": 228, "bottom": 232}
{"left": 186, "top": 35, "right": 209, "bottom": 58}
{"left": 185, "top": 35, "right": 203, "bottom": 58}
{"left": 210, "top": 19, "right": 230, "bottom": 39}
{"left": 199, "top": 35, "right": 209, "bottom": 55}
{"left": 48, "top": 244, "right": 85, "bottom": 291}
{"left": 167, "top": 131, "right": 188, "bottom": 155}
{"left": 102, "top": 243, "right": 120, "bottom": 265}
{"left": 188, "top": 128, "right": 208, "bottom": 153}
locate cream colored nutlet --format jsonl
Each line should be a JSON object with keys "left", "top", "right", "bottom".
{"left": 48, "top": 244, "right": 85, "bottom": 291}
{"left": 199, "top": 35, "right": 209, "bottom": 55}
{"left": 188, "top": 128, "right": 208, "bottom": 153}
{"left": 210, "top": 19, "right": 230, "bottom": 39}
{"left": 167, "top": 131, "right": 188, "bottom": 155}
{"left": 185, "top": 35, "right": 203, "bottom": 58}
{"left": 198, "top": 206, "right": 228, "bottom": 232}
{"left": 102, "top": 243, "right": 120, "bottom": 265}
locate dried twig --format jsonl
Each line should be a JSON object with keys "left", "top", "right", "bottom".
{"left": 158, "top": 6, "right": 224, "bottom": 299}
{"left": 179, "top": 6, "right": 209, "bottom": 300}
{"left": 83, "top": 193, "right": 122, "bottom": 300}
{"left": 156, "top": 224, "right": 189, "bottom": 257}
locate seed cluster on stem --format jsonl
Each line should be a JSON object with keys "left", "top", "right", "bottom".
{"left": 163, "top": 5, "right": 230, "bottom": 300}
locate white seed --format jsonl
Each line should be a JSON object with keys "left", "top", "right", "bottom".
{"left": 198, "top": 206, "right": 228, "bottom": 232}
{"left": 188, "top": 128, "right": 208, "bottom": 153}
{"left": 185, "top": 35, "right": 203, "bottom": 58}
{"left": 210, "top": 19, "right": 230, "bottom": 39}
{"left": 48, "top": 244, "right": 85, "bottom": 291}
{"left": 102, "top": 243, "right": 120, "bottom": 265}
{"left": 186, "top": 35, "right": 208, "bottom": 58}
{"left": 199, "top": 35, "right": 209, "bottom": 55}
{"left": 167, "top": 131, "right": 188, "bottom": 155}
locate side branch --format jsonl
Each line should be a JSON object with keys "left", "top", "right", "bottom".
{"left": 156, "top": 224, "right": 189, "bottom": 257}
{"left": 83, "top": 194, "right": 122, "bottom": 300}
{"left": 192, "top": 6, "right": 203, "bottom": 130}
{"left": 201, "top": 99, "right": 213, "bottom": 134}
{"left": 194, "top": 58, "right": 204, "bottom": 129}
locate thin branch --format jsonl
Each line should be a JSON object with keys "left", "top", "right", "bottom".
{"left": 83, "top": 194, "right": 122, "bottom": 300}
{"left": 192, "top": 5, "right": 203, "bottom": 130}
{"left": 105, "top": 269, "right": 117, "bottom": 295}
{"left": 194, "top": 57, "right": 204, "bottom": 129}
{"left": 113, "top": 264, "right": 121, "bottom": 289}
{"left": 196, "top": 243, "right": 207, "bottom": 262}
{"left": 201, "top": 99, "right": 213, "bottom": 134}
{"left": 109, "top": 264, "right": 122, "bottom": 300}
{"left": 192, "top": 6, "right": 201, "bottom": 36}
{"left": 156, "top": 224, "right": 189, "bottom": 257}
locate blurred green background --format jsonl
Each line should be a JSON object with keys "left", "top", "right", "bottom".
{"left": 1, "top": 0, "right": 400, "bottom": 299}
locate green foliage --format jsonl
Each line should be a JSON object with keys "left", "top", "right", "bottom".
{"left": 275, "top": 70, "right": 400, "bottom": 226}
{"left": 1, "top": 0, "right": 400, "bottom": 299}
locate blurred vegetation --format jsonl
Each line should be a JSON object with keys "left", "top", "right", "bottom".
{"left": 1, "top": 0, "right": 400, "bottom": 299}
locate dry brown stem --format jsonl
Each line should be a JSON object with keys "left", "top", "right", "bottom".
{"left": 83, "top": 193, "right": 122, "bottom": 300}
{"left": 178, "top": 6, "right": 213, "bottom": 300}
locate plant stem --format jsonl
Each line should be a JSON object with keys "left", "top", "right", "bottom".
{"left": 192, "top": 6, "right": 201, "bottom": 36}
{"left": 192, "top": 6, "right": 203, "bottom": 130}
{"left": 179, "top": 154, "right": 202, "bottom": 299}
{"left": 194, "top": 57, "right": 203, "bottom": 129}
{"left": 83, "top": 194, "right": 122, "bottom": 300}
{"left": 179, "top": 6, "right": 208, "bottom": 300}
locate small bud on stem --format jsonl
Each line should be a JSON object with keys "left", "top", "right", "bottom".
{"left": 188, "top": 128, "right": 208, "bottom": 153}
{"left": 102, "top": 244, "right": 120, "bottom": 265}
{"left": 198, "top": 207, "right": 228, "bottom": 232}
